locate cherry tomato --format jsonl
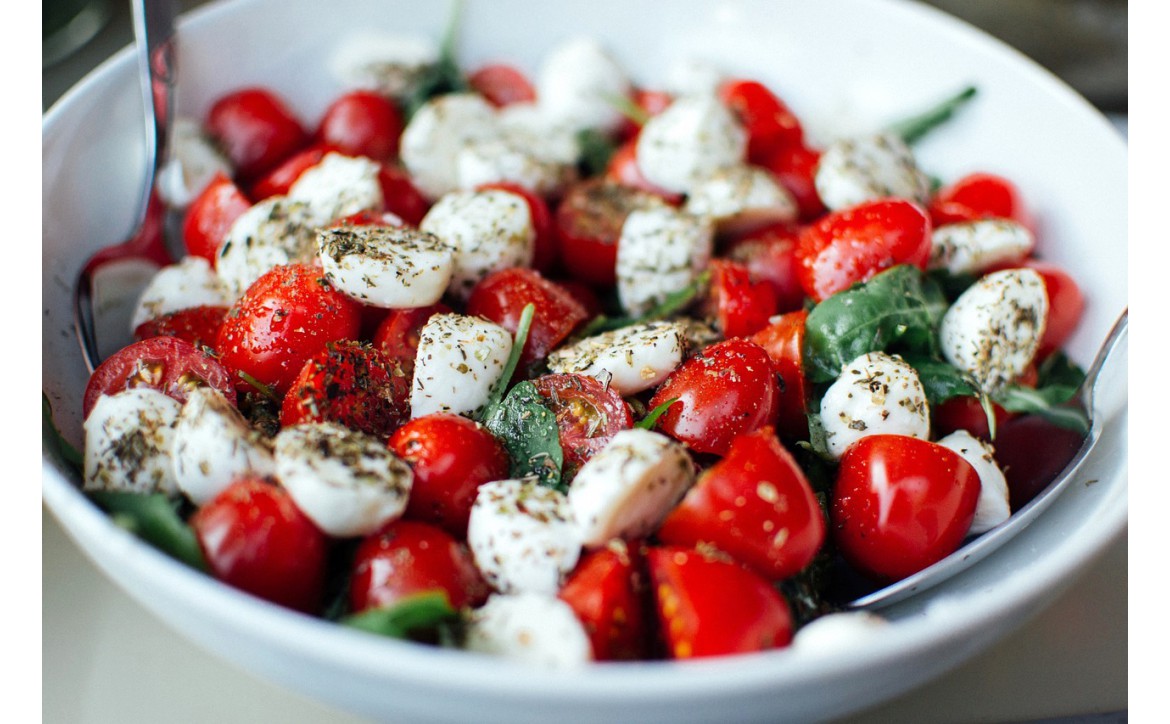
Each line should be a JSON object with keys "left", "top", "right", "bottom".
{"left": 759, "top": 141, "right": 826, "bottom": 220}
{"left": 795, "top": 198, "right": 932, "bottom": 301}
{"left": 649, "top": 338, "right": 779, "bottom": 456}
{"left": 605, "top": 138, "right": 684, "bottom": 204}
{"left": 205, "top": 87, "right": 308, "bottom": 180}
{"left": 616, "top": 88, "right": 674, "bottom": 141}
{"left": 371, "top": 303, "right": 452, "bottom": 381}
{"left": 554, "top": 278, "right": 604, "bottom": 319}
{"left": 554, "top": 178, "right": 665, "bottom": 287}
{"left": 477, "top": 182, "right": 556, "bottom": 273}
{"left": 388, "top": 413, "right": 510, "bottom": 538}
{"left": 465, "top": 268, "right": 589, "bottom": 367}
{"left": 467, "top": 63, "right": 537, "bottom": 107}
{"left": 348, "top": 520, "right": 490, "bottom": 613}
{"left": 832, "top": 435, "right": 980, "bottom": 582}
{"left": 83, "top": 336, "right": 237, "bottom": 418}
{"left": 750, "top": 309, "right": 809, "bottom": 441}
{"left": 718, "top": 79, "right": 804, "bottom": 162}
{"left": 532, "top": 373, "right": 634, "bottom": 476}
{"left": 658, "top": 426, "right": 825, "bottom": 580}
{"left": 647, "top": 546, "right": 793, "bottom": 658}
{"left": 182, "top": 172, "right": 252, "bottom": 265}
{"left": 315, "top": 90, "right": 404, "bottom": 161}
{"left": 699, "top": 259, "right": 778, "bottom": 339}
{"left": 190, "top": 477, "right": 328, "bottom": 613}
{"left": 248, "top": 145, "right": 329, "bottom": 201}
{"left": 216, "top": 264, "right": 362, "bottom": 397}
{"left": 931, "top": 395, "right": 1014, "bottom": 441}
{"left": 723, "top": 221, "right": 805, "bottom": 313}
{"left": 558, "top": 542, "right": 648, "bottom": 660}
{"left": 280, "top": 341, "right": 410, "bottom": 439}
{"left": 929, "top": 172, "right": 1033, "bottom": 230}
{"left": 133, "top": 305, "right": 228, "bottom": 350}
{"left": 992, "top": 414, "right": 1086, "bottom": 510}
{"left": 1021, "top": 260, "right": 1085, "bottom": 361}
{"left": 378, "top": 165, "right": 431, "bottom": 227}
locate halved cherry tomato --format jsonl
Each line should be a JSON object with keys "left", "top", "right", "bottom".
{"left": 83, "top": 335, "right": 237, "bottom": 418}
{"left": 718, "top": 79, "right": 804, "bottom": 163}
{"left": 647, "top": 546, "right": 793, "bottom": 658}
{"left": 378, "top": 165, "right": 431, "bottom": 227}
{"left": 929, "top": 172, "right": 1033, "bottom": 230}
{"left": 388, "top": 413, "right": 510, "bottom": 538}
{"left": 991, "top": 414, "right": 1086, "bottom": 510}
{"left": 1021, "top": 260, "right": 1085, "bottom": 361}
{"left": 558, "top": 542, "right": 648, "bottom": 660}
{"left": 371, "top": 303, "right": 452, "bottom": 381}
{"left": 832, "top": 434, "right": 980, "bottom": 582}
{"left": 795, "top": 197, "right": 932, "bottom": 301}
{"left": 133, "top": 305, "right": 228, "bottom": 350}
{"left": 532, "top": 373, "right": 634, "bottom": 476}
{"left": 700, "top": 259, "right": 778, "bottom": 339}
{"left": 750, "top": 310, "right": 810, "bottom": 441}
{"left": 759, "top": 141, "right": 826, "bottom": 220}
{"left": 466, "top": 268, "right": 589, "bottom": 367}
{"left": 205, "top": 87, "right": 308, "bottom": 181}
{"left": 216, "top": 263, "right": 362, "bottom": 396}
{"left": 649, "top": 338, "right": 779, "bottom": 456}
{"left": 467, "top": 63, "right": 537, "bottom": 107}
{"left": 280, "top": 341, "right": 410, "bottom": 439}
{"left": 477, "top": 182, "right": 556, "bottom": 273}
{"left": 658, "top": 426, "right": 824, "bottom": 580}
{"left": 191, "top": 476, "right": 328, "bottom": 613}
{"left": 723, "top": 221, "right": 805, "bottom": 313}
{"left": 348, "top": 520, "right": 490, "bottom": 613}
{"left": 248, "top": 145, "right": 329, "bottom": 201}
{"left": 931, "top": 395, "right": 1014, "bottom": 441}
{"left": 617, "top": 88, "right": 674, "bottom": 141}
{"left": 605, "top": 138, "right": 684, "bottom": 204}
{"left": 554, "top": 178, "right": 665, "bottom": 287}
{"left": 315, "top": 90, "right": 404, "bottom": 161}
{"left": 182, "top": 172, "right": 252, "bottom": 264}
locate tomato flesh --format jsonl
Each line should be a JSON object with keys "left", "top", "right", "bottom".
{"left": 532, "top": 373, "right": 634, "bottom": 476}
{"left": 465, "top": 268, "right": 588, "bottom": 367}
{"left": 750, "top": 310, "right": 810, "bottom": 441}
{"left": 371, "top": 303, "right": 452, "bottom": 382}
{"left": 555, "top": 178, "right": 665, "bottom": 287}
{"left": 701, "top": 259, "right": 778, "bottom": 339}
{"left": 723, "top": 221, "right": 805, "bottom": 313}
{"left": 558, "top": 543, "right": 648, "bottom": 660}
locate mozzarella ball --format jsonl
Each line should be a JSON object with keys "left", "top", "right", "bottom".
{"left": 792, "top": 611, "right": 889, "bottom": 652}
{"left": 172, "top": 388, "right": 275, "bottom": 505}
{"left": 635, "top": 94, "right": 746, "bottom": 194}
{"left": 546, "top": 320, "right": 689, "bottom": 396}
{"left": 929, "top": 219, "right": 1034, "bottom": 276}
{"left": 683, "top": 164, "right": 798, "bottom": 234}
{"left": 819, "top": 351, "right": 931, "bottom": 459}
{"left": 455, "top": 130, "right": 574, "bottom": 197}
{"left": 937, "top": 430, "right": 1011, "bottom": 535}
{"left": 156, "top": 117, "right": 233, "bottom": 209}
{"left": 400, "top": 93, "right": 499, "bottom": 199}
{"left": 328, "top": 31, "right": 439, "bottom": 99}
{"left": 410, "top": 313, "right": 513, "bottom": 418}
{"left": 84, "top": 388, "right": 181, "bottom": 494}
{"left": 814, "top": 132, "right": 932, "bottom": 211}
{"left": 288, "top": 152, "right": 384, "bottom": 225}
{"left": 616, "top": 206, "right": 714, "bottom": 317}
{"left": 130, "top": 256, "right": 232, "bottom": 331}
{"left": 536, "top": 36, "right": 631, "bottom": 134}
{"left": 216, "top": 197, "right": 321, "bottom": 299}
{"left": 464, "top": 593, "right": 592, "bottom": 668}
{"left": 317, "top": 224, "right": 453, "bottom": 308}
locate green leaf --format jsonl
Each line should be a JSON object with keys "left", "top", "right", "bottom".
{"left": 925, "top": 267, "right": 978, "bottom": 303}
{"left": 43, "top": 393, "right": 82, "bottom": 473}
{"left": 342, "top": 591, "right": 459, "bottom": 641}
{"left": 476, "top": 303, "right": 535, "bottom": 422}
{"left": 579, "top": 270, "right": 711, "bottom": 337}
{"left": 87, "top": 492, "right": 207, "bottom": 572}
{"left": 401, "top": 0, "right": 469, "bottom": 119}
{"left": 1036, "top": 351, "right": 1088, "bottom": 389}
{"left": 992, "top": 384, "right": 1089, "bottom": 435}
{"left": 576, "top": 128, "right": 620, "bottom": 179}
{"left": 483, "top": 381, "right": 565, "bottom": 492}
{"left": 899, "top": 355, "right": 980, "bottom": 405}
{"left": 635, "top": 398, "right": 677, "bottom": 430}
{"left": 887, "top": 85, "right": 978, "bottom": 146}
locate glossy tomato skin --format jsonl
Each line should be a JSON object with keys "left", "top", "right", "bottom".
{"left": 248, "top": 145, "right": 329, "bottom": 201}
{"left": 650, "top": 338, "right": 779, "bottom": 456}
{"left": 648, "top": 546, "right": 793, "bottom": 658}
{"left": 83, "top": 336, "right": 238, "bottom": 418}
{"left": 133, "top": 305, "right": 228, "bottom": 350}
{"left": 1021, "top": 260, "right": 1085, "bottom": 360}
{"left": 315, "top": 90, "right": 404, "bottom": 161}
{"left": 205, "top": 87, "right": 308, "bottom": 181}
{"left": 700, "top": 259, "right": 778, "bottom": 339}
{"left": 465, "top": 268, "right": 589, "bottom": 367}
{"left": 992, "top": 414, "right": 1085, "bottom": 510}
{"left": 182, "top": 172, "right": 253, "bottom": 264}
{"left": 931, "top": 395, "right": 1013, "bottom": 441}
{"left": 377, "top": 165, "right": 431, "bottom": 227}
{"left": 724, "top": 221, "right": 805, "bottom": 313}
{"left": 190, "top": 477, "right": 328, "bottom": 613}
{"left": 750, "top": 310, "right": 810, "bottom": 441}
{"left": 795, "top": 198, "right": 932, "bottom": 301}
{"left": 718, "top": 79, "right": 804, "bottom": 163}
{"left": 467, "top": 63, "right": 537, "bottom": 107}
{"left": 532, "top": 373, "right": 634, "bottom": 476}
{"left": 832, "top": 435, "right": 980, "bottom": 582}
{"left": 348, "top": 520, "right": 490, "bottom": 612}
{"left": 388, "top": 413, "right": 510, "bottom": 538}
{"left": 605, "top": 138, "right": 684, "bottom": 204}
{"left": 929, "top": 172, "right": 1033, "bottom": 230}
{"left": 658, "top": 426, "right": 825, "bottom": 580}
{"left": 558, "top": 542, "right": 648, "bottom": 660}
{"left": 215, "top": 264, "right": 362, "bottom": 397}
{"left": 477, "top": 182, "right": 556, "bottom": 273}
{"left": 760, "top": 142, "right": 826, "bottom": 220}
{"left": 371, "top": 303, "right": 452, "bottom": 381}
{"left": 555, "top": 178, "right": 664, "bottom": 287}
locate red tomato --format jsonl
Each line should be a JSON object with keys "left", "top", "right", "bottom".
{"left": 929, "top": 172, "right": 1033, "bottom": 230}
{"left": 700, "top": 259, "right": 778, "bottom": 339}
{"left": 558, "top": 542, "right": 648, "bottom": 660}
{"left": 832, "top": 435, "right": 980, "bottom": 582}
{"left": 465, "top": 268, "right": 589, "bottom": 367}
{"left": 750, "top": 310, "right": 809, "bottom": 441}
{"left": 205, "top": 87, "right": 308, "bottom": 180}
{"left": 931, "top": 395, "right": 1014, "bottom": 441}
{"left": 280, "top": 341, "right": 410, "bottom": 439}
{"left": 315, "top": 90, "right": 404, "bottom": 161}
{"left": 83, "top": 336, "right": 237, "bottom": 418}
{"left": 605, "top": 139, "right": 684, "bottom": 204}
{"left": 477, "top": 182, "right": 556, "bottom": 273}
{"left": 133, "top": 305, "right": 228, "bottom": 350}
{"left": 248, "top": 145, "right": 329, "bottom": 201}
{"left": 554, "top": 178, "right": 665, "bottom": 287}
{"left": 554, "top": 278, "right": 604, "bottom": 319}
{"left": 723, "top": 221, "right": 805, "bottom": 313}
{"left": 1021, "top": 260, "right": 1085, "bottom": 360}
{"left": 467, "top": 63, "right": 537, "bottom": 107}
{"left": 215, "top": 264, "right": 362, "bottom": 396}
{"left": 348, "top": 520, "right": 490, "bottom": 612}
{"left": 182, "top": 172, "right": 252, "bottom": 264}
{"left": 760, "top": 142, "right": 826, "bottom": 220}
{"left": 658, "top": 426, "right": 825, "bottom": 580}
{"left": 718, "top": 79, "right": 804, "bottom": 162}
{"left": 532, "top": 373, "right": 634, "bottom": 476}
{"left": 190, "top": 477, "right": 328, "bottom": 613}
{"left": 649, "top": 338, "right": 779, "bottom": 456}
{"left": 647, "top": 546, "right": 793, "bottom": 658}
{"left": 378, "top": 165, "right": 431, "bottom": 227}
{"left": 371, "top": 303, "right": 452, "bottom": 380}
{"left": 388, "top": 413, "right": 510, "bottom": 538}
{"left": 616, "top": 88, "right": 674, "bottom": 141}
{"left": 795, "top": 198, "right": 932, "bottom": 301}
{"left": 992, "top": 414, "right": 1086, "bottom": 510}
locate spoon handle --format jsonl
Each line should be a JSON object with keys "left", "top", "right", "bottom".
{"left": 130, "top": 0, "right": 178, "bottom": 228}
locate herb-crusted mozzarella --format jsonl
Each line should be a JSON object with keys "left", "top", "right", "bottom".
{"left": 467, "top": 478, "right": 582, "bottom": 595}
{"left": 156, "top": 117, "right": 233, "bottom": 209}
{"left": 400, "top": 93, "right": 499, "bottom": 199}
{"left": 464, "top": 593, "right": 592, "bottom": 668}
{"left": 496, "top": 103, "right": 581, "bottom": 166}
{"left": 615, "top": 207, "right": 714, "bottom": 317}
{"left": 635, "top": 94, "right": 747, "bottom": 194}
{"left": 819, "top": 351, "right": 930, "bottom": 459}
{"left": 455, "top": 130, "right": 574, "bottom": 197}
{"left": 928, "top": 219, "right": 1034, "bottom": 275}
{"left": 317, "top": 224, "right": 453, "bottom": 308}
{"left": 814, "top": 132, "right": 932, "bottom": 211}
{"left": 936, "top": 430, "right": 1010, "bottom": 535}
{"left": 130, "top": 256, "right": 233, "bottom": 331}
{"left": 84, "top": 388, "right": 181, "bottom": 495}
{"left": 546, "top": 320, "right": 688, "bottom": 396}
{"left": 216, "top": 196, "right": 321, "bottom": 298}
{"left": 328, "top": 31, "right": 439, "bottom": 99}
{"left": 287, "top": 152, "right": 384, "bottom": 224}
{"left": 419, "top": 188, "right": 536, "bottom": 299}
{"left": 940, "top": 268, "right": 1048, "bottom": 392}
{"left": 683, "top": 164, "right": 798, "bottom": 234}
{"left": 791, "top": 611, "right": 889, "bottom": 652}
{"left": 410, "top": 313, "right": 513, "bottom": 418}
{"left": 172, "top": 388, "right": 275, "bottom": 505}
{"left": 568, "top": 429, "right": 695, "bottom": 548}
{"left": 535, "top": 36, "right": 631, "bottom": 134}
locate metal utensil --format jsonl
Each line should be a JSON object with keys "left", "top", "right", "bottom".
{"left": 74, "top": 0, "right": 179, "bottom": 372}
{"left": 848, "top": 309, "right": 1129, "bottom": 610}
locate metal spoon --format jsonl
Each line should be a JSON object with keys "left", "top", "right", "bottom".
{"left": 74, "top": 0, "right": 179, "bottom": 372}
{"left": 848, "top": 309, "right": 1129, "bottom": 610}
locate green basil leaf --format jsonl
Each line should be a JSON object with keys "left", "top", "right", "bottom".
{"left": 43, "top": 393, "right": 82, "bottom": 474}
{"left": 1036, "top": 351, "right": 1088, "bottom": 389}
{"left": 992, "top": 384, "right": 1089, "bottom": 435}
{"left": 87, "top": 492, "right": 208, "bottom": 572}
{"left": 483, "top": 381, "right": 565, "bottom": 492}
{"left": 887, "top": 85, "right": 978, "bottom": 145}
{"left": 576, "top": 128, "right": 619, "bottom": 178}
{"left": 401, "top": 1, "right": 468, "bottom": 119}
{"left": 925, "top": 267, "right": 978, "bottom": 303}
{"left": 636, "top": 398, "right": 678, "bottom": 430}
{"left": 476, "top": 303, "right": 535, "bottom": 423}
{"left": 579, "top": 270, "right": 710, "bottom": 337}
{"left": 342, "top": 591, "right": 459, "bottom": 641}
{"left": 899, "top": 355, "right": 980, "bottom": 405}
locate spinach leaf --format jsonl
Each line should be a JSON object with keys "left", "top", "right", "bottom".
{"left": 483, "top": 381, "right": 565, "bottom": 492}
{"left": 576, "top": 129, "right": 619, "bottom": 178}
{"left": 342, "top": 591, "right": 459, "bottom": 642}
{"left": 88, "top": 492, "right": 208, "bottom": 572}
{"left": 635, "top": 398, "right": 677, "bottom": 430}
{"left": 401, "top": 0, "right": 469, "bottom": 119}
{"left": 578, "top": 270, "right": 710, "bottom": 337}
{"left": 43, "top": 393, "right": 82, "bottom": 474}
{"left": 887, "top": 85, "right": 978, "bottom": 146}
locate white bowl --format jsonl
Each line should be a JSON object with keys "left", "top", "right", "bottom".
{"left": 42, "top": 0, "right": 1128, "bottom": 721}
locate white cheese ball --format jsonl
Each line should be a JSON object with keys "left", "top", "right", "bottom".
{"left": 156, "top": 117, "right": 233, "bottom": 209}
{"left": 288, "top": 152, "right": 384, "bottom": 225}
{"left": 535, "top": 36, "right": 631, "bottom": 134}
{"left": 328, "top": 31, "right": 439, "bottom": 99}
{"left": 216, "top": 197, "right": 321, "bottom": 299}
{"left": 819, "top": 351, "right": 931, "bottom": 460}
{"left": 929, "top": 219, "right": 1034, "bottom": 276}
{"left": 792, "top": 611, "right": 889, "bottom": 652}
{"left": 130, "top": 256, "right": 232, "bottom": 331}
{"left": 455, "top": 130, "right": 574, "bottom": 197}
{"left": 84, "top": 388, "right": 181, "bottom": 494}
{"left": 467, "top": 478, "right": 581, "bottom": 596}
{"left": 546, "top": 320, "right": 689, "bottom": 396}
{"left": 635, "top": 94, "right": 747, "bottom": 194}
{"left": 317, "top": 224, "right": 453, "bottom": 308}
{"left": 936, "top": 430, "right": 1011, "bottom": 535}
{"left": 400, "top": 93, "right": 499, "bottom": 199}
{"left": 683, "top": 164, "right": 798, "bottom": 235}
{"left": 616, "top": 206, "right": 714, "bottom": 317}
{"left": 940, "top": 268, "right": 1049, "bottom": 392}
{"left": 410, "top": 313, "right": 513, "bottom": 419}
{"left": 496, "top": 102, "right": 581, "bottom": 166}
{"left": 464, "top": 593, "right": 592, "bottom": 668}
{"left": 273, "top": 423, "right": 413, "bottom": 538}
{"left": 172, "top": 388, "right": 275, "bottom": 505}
{"left": 568, "top": 429, "right": 695, "bottom": 548}
{"left": 814, "top": 132, "right": 932, "bottom": 211}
